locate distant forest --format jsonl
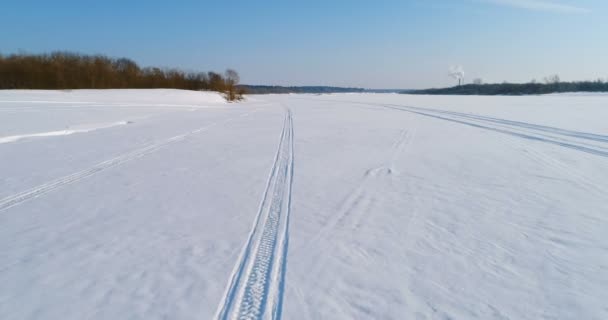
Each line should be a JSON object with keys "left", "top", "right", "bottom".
{"left": 5, "top": 52, "right": 606, "bottom": 97}
{"left": 0, "top": 52, "right": 244, "bottom": 100}
{"left": 239, "top": 85, "right": 365, "bottom": 94}
{"left": 410, "top": 79, "right": 608, "bottom": 96}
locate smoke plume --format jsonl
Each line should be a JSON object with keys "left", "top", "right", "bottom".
{"left": 449, "top": 66, "right": 465, "bottom": 86}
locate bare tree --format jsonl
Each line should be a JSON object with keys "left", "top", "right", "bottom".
{"left": 225, "top": 69, "right": 239, "bottom": 86}
{"left": 473, "top": 78, "right": 483, "bottom": 85}
{"left": 224, "top": 69, "right": 242, "bottom": 101}
{"left": 544, "top": 74, "right": 560, "bottom": 84}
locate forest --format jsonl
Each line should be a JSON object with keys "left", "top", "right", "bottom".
{"left": 410, "top": 80, "right": 608, "bottom": 96}
{"left": 238, "top": 85, "right": 365, "bottom": 94}
{"left": 0, "top": 52, "right": 243, "bottom": 100}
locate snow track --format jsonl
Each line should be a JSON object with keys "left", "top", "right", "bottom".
{"left": 215, "top": 108, "right": 294, "bottom": 320}
{"left": 301, "top": 96, "right": 608, "bottom": 158}
{"left": 379, "top": 105, "right": 608, "bottom": 158}
{"left": 0, "top": 114, "right": 244, "bottom": 212}
{"left": 0, "top": 121, "right": 131, "bottom": 144}
{"left": 298, "top": 128, "right": 415, "bottom": 255}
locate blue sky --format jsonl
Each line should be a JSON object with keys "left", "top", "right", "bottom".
{"left": 2, "top": 0, "right": 607, "bottom": 88}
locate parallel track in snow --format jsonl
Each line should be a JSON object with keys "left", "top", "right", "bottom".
{"left": 215, "top": 108, "right": 294, "bottom": 320}
{"left": 0, "top": 114, "right": 245, "bottom": 212}
{"left": 299, "top": 97, "right": 608, "bottom": 158}
{"left": 400, "top": 105, "right": 608, "bottom": 144}
{"left": 382, "top": 105, "right": 608, "bottom": 158}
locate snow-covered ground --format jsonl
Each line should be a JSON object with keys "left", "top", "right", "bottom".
{"left": 1, "top": 89, "right": 607, "bottom": 319}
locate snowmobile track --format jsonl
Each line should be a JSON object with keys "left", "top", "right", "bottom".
{"left": 372, "top": 104, "right": 608, "bottom": 158}
{"left": 215, "top": 108, "right": 294, "bottom": 320}
{"left": 0, "top": 115, "right": 244, "bottom": 212}
{"left": 299, "top": 97, "right": 608, "bottom": 157}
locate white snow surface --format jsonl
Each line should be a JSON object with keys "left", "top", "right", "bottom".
{"left": 1, "top": 89, "right": 607, "bottom": 319}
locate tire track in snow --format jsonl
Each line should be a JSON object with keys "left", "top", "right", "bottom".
{"left": 0, "top": 113, "right": 247, "bottom": 212}
{"left": 398, "top": 105, "right": 608, "bottom": 145}
{"left": 382, "top": 105, "right": 608, "bottom": 158}
{"left": 394, "top": 105, "right": 608, "bottom": 153}
{"left": 495, "top": 132, "right": 608, "bottom": 199}
{"left": 297, "top": 96, "right": 608, "bottom": 157}
{"left": 215, "top": 108, "right": 294, "bottom": 320}
{"left": 379, "top": 105, "right": 608, "bottom": 195}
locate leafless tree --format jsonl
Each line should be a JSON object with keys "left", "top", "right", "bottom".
{"left": 224, "top": 69, "right": 242, "bottom": 101}
{"left": 544, "top": 74, "right": 560, "bottom": 84}
{"left": 225, "top": 69, "right": 239, "bottom": 86}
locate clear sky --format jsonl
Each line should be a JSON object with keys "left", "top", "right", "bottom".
{"left": 2, "top": 0, "right": 607, "bottom": 88}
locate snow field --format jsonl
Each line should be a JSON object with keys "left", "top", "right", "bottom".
{"left": 1, "top": 90, "right": 607, "bottom": 319}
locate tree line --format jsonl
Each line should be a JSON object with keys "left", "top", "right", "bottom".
{"left": 410, "top": 77, "right": 608, "bottom": 96}
{"left": 0, "top": 52, "right": 244, "bottom": 100}
{"left": 238, "top": 85, "right": 365, "bottom": 94}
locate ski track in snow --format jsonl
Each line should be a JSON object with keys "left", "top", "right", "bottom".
{"left": 215, "top": 108, "right": 294, "bottom": 320}
{"left": 491, "top": 128, "right": 608, "bottom": 199}
{"left": 290, "top": 127, "right": 420, "bottom": 319}
{"left": 402, "top": 105, "right": 608, "bottom": 144}
{"left": 0, "top": 121, "right": 132, "bottom": 144}
{"left": 296, "top": 128, "right": 415, "bottom": 259}
{"left": 368, "top": 104, "right": 608, "bottom": 158}
{"left": 393, "top": 105, "right": 608, "bottom": 149}
{"left": 334, "top": 129, "right": 414, "bottom": 231}
{"left": 318, "top": 98, "right": 608, "bottom": 158}
{"left": 300, "top": 97, "right": 608, "bottom": 158}
{"left": 0, "top": 114, "right": 247, "bottom": 212}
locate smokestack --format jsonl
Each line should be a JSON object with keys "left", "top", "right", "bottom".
{"left": 449, "top": 66, "right": 465, "bottom": 86}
